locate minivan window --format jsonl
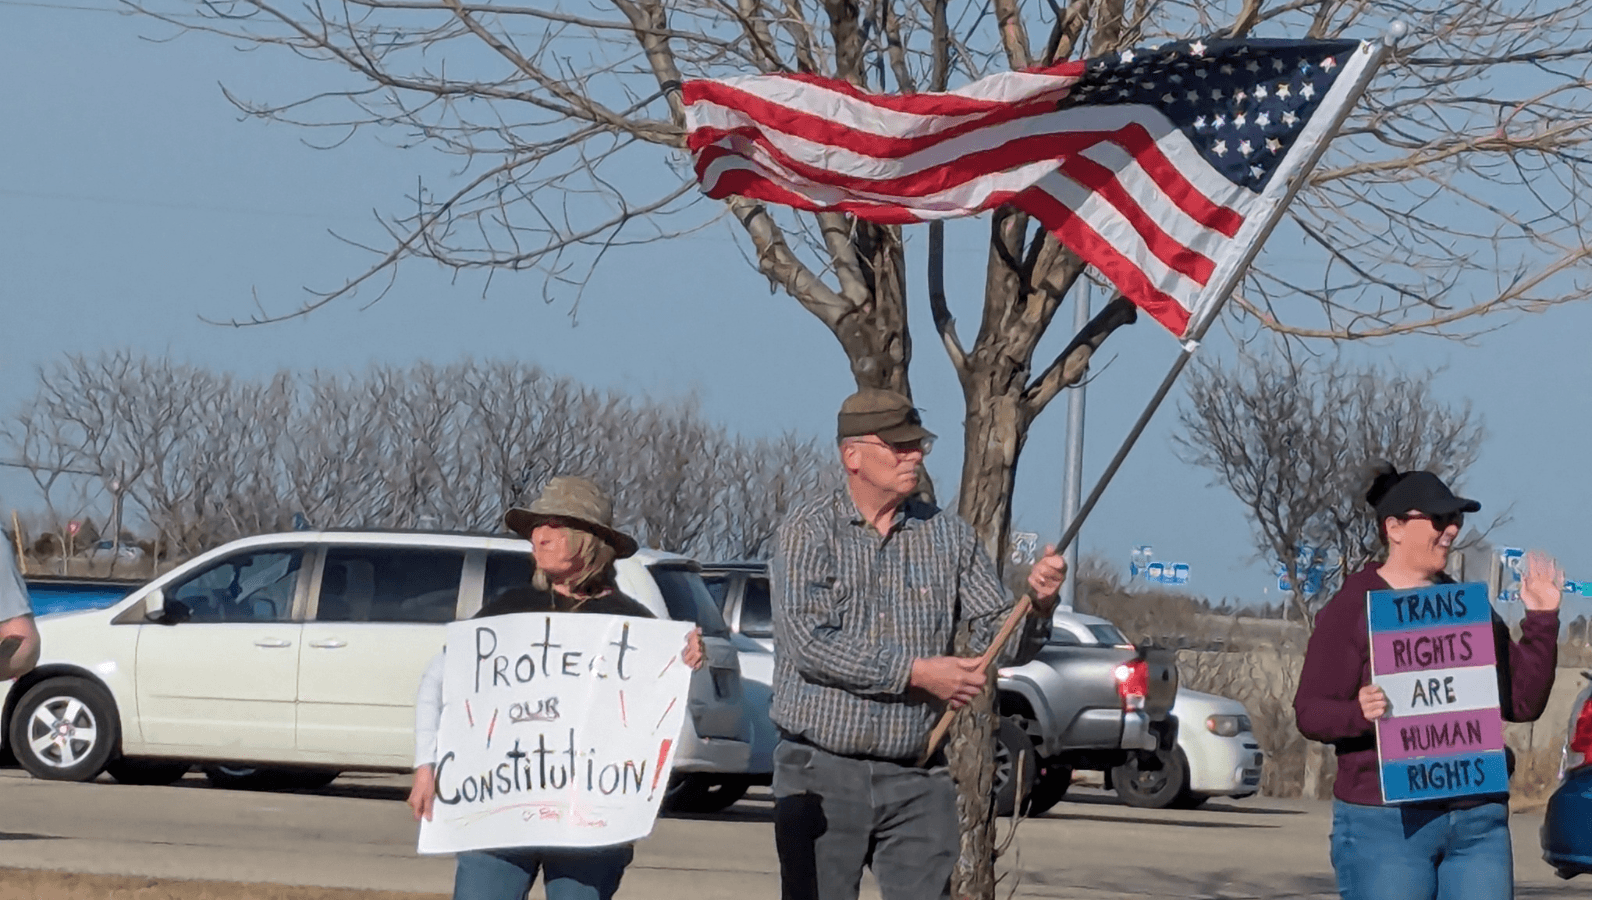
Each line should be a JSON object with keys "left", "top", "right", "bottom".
{"left": 167, "top": 549, "right": 302, "bottom": 623}
{"left": 650, "top": 566, "right": 731, "bottom": 638}
{"left": 484, "top": 552, "right": 534, "bottom": 605}
{"left": 317, "top": 548, "right": 464, "bottom": 623}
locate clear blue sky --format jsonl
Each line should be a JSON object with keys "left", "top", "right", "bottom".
{"left": 0, "top": 2, "right": 1591, "bottom": 615}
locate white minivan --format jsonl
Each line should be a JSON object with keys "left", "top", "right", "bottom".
{"left": 2, "top": 532, "right": 750, "bottom": 804}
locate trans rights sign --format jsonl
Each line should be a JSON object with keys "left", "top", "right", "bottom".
{"left": 1367, "top": 583, "right": 1507, "bottom": 804}
{"left": 418, "top": 613, "right": 694, "bottom": 853}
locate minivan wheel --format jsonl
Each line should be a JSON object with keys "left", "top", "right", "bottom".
{"left": 106, "top": 758, "right": 192, "bottom": 786}
{"left": 202, "top": 765, "right": 340, "bottom": 791}
{"left": 9, "top": 678, "right": 119, "bottom": 782}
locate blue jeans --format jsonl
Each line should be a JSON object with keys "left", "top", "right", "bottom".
{"left": 453, "top": 845, "right": 634, "bottom": 900}
{"left": 1330, "top": 799, "right": 1512, "bottom": 900}
{"left": 772, "top": 739, "right": 959, "bottom": 900}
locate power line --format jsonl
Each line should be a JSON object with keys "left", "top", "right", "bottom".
{"left": 0, "top": 187, "right": 364, "bottom": 222}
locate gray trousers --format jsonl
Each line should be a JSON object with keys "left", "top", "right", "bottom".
{"left": 772, "top": 739, "right": 960, "bottom": 900}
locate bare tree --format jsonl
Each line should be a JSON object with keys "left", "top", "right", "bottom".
{"left": 3, "top": 353, "right": 831, "bottom": 568}
{"left": 1175, "top": 348, "right": 1490, "bottom": 628}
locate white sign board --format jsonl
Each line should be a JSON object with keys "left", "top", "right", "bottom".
{"left": 418, "top": 613, "right": 694, "bottom": 854}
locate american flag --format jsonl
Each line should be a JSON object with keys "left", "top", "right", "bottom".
{"left": 683, "top": 37, "right": 1379, "bottom": 340}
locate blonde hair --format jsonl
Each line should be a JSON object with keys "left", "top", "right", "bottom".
{"left": 531, "top": 526, "right": 619, "bottom": 597}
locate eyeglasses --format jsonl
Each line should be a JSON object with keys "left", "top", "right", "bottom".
{"left": 850, "top": 436, "right": 935, "bottom": 457}
{"left": 1396, "top": 511, "right": 1464, "bottom": 532}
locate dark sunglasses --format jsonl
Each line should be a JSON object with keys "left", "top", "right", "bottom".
{"left": 1397, "top": 511, "right": 1464, "bottom": 531}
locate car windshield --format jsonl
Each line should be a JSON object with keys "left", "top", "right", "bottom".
{"left": 1048, "top": 621, "right": 1135, "bottom": 648}
{"left": 650, "top": 565, "right": 732, "bottom": 638}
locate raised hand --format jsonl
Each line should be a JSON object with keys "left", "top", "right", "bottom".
{"left": 1521, "top": 551, "right": 1564, "bottom": 613}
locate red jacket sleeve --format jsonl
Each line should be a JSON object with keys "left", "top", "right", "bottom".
{"left": 1294, "top": 576, "right": 1376, "bottom": 743}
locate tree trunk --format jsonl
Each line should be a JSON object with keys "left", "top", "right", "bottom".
{"left": 1300, "top": 739, "right": 1328, "bottom": 799}
{"left": 834, "top": 223, "right": 912, "bottom": 393}
{"left": 949, "top": 622, "right": 998, "bottom": 900}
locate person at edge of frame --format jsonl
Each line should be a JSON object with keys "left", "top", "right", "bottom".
{"left": 408, "top": 475, "right": 707, "bottom": 900}
{"left": 0, "top": 540, "right": 40, "bottom": 680}
{"left": 1294, "top": 463, "right": 1561, "bottom": 900}
{"left": 769, "top": 387, "right": 1068, "bottom": 900}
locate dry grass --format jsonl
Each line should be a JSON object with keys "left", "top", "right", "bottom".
{"left": 0, "top": 870, "right": 445, "bottom": 900}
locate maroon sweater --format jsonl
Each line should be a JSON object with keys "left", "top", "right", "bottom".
{"left": 1293, "top": 562, "right": 1560, "bottom": 806}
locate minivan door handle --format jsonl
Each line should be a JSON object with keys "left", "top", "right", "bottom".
{"left": 253, "top": 638, "right": 293, "bottom": 648}
{"left": 308, "top": 639, "right": 348, "bottom": 649}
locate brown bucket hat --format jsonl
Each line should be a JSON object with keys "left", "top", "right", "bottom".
{"left": 836, "top": 388, "right": 936, "bottom": 445}
{"left": 504, "top": 476, "right": 638, "bottom": 559}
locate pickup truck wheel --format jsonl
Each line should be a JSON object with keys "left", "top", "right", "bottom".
{"left": 1111, "top": 747, "right": 1189, "bottom": 809}
{"left": 1024, "top": 763, "right": 1073, "bottom": 817}
{"left": 106, "top": 758, "right": 192, "bottom": 785}
{"left": 9, "top": 678, "right": 118, "bottom": 782}
{"left": 992, "top": 717, "right": 1038, "bottom": 818}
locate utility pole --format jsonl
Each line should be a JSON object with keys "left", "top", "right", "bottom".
{"left": 1060, "top": 279, "right": 1090, "bottom": 611}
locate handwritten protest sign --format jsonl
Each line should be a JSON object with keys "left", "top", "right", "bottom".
{"left": 418, "top": 613, "right": 693, "bottom": 853}
{"left": 1368, "top": 582, "right": 1507, "bottom": 804}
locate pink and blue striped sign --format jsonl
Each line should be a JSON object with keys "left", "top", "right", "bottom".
{"left": 1367, "top": 582, "right": 1507, "bottom": 803}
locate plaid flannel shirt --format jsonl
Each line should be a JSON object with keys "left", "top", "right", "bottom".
{"left": 770, "top": 487, "right": 1051, "bottom": 759}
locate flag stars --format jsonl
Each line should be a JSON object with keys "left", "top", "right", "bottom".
{"left": 1213, "top": 139, "right": 1229, "bottom": 156}
{"left": 1276, "top": 83, "right": 1292, "bottom": 100}
{"left": 1194, "top": 115, "right": 1209, "bottom": 130}
{"left": 1233, "top": 112, "right": 1248, "bottom": 128}
{"left": 1190, "top": 40, "right": 1208, "bottom": 56}
{"left": 1321, "top": 56, "right": 1338, "bottom": 72}
{"left": 1186, "top": 90, "right": 1200, "bottom": 102}
{"left": 1280, "top": 110, "right": 1298, "bottom": 127}
{"left": 1250, "top": 164, "right": 1265, "bottom": 179}
{"left": 1266, "top": 137, "right": 1282, "bottom": 153}
{"left": 1212, "top": 113, "right": 1226, "bottom": 129}
{"left": 1163, "top": 93, "right": 1176, "bottom": 103}
{"left": 1256, "top": 111, "right": 1272, "bottom": 127}
{"left": 1300, "top": 82, "right": 1316, "bottom": 99}
{"left": 1234, "top": 89, "right": 1248, "bottom": 103}
{"left": 1245, "top": 59, "right": 1260, "bottom": 73}
{"left": 1120, "top": 49, "right": 1136, "bottom": 63}
{"left": 1220, "top": 63, "right": 1234, "bottom": 75}
{"left": 1211, "top": 88, "right": 1224, "bottom": 100}
{"left": 1238, "top": 139, "right": 1252, "bottom": 154}
{"left": 1272, "top": 58, "right": 1286, "bottom": 72}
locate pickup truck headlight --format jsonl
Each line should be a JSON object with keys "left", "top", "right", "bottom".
{"left": 1205, "top": 714, "right": 1252, "bottom": 737}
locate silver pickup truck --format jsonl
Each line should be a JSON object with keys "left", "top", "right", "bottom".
{"left": 701, "top": 562, "right": 1178, "bottom": 817}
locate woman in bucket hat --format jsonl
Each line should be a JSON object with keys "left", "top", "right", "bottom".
{"left": 1294, "top": 464, "right": 1562, "bottom": 900}
{"left": 408, "top": 476, "right": 705, "bottom": 900}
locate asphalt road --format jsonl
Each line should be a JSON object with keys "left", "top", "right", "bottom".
{"left": 0, "top": 768, "right": 1588, "bottom": 899}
